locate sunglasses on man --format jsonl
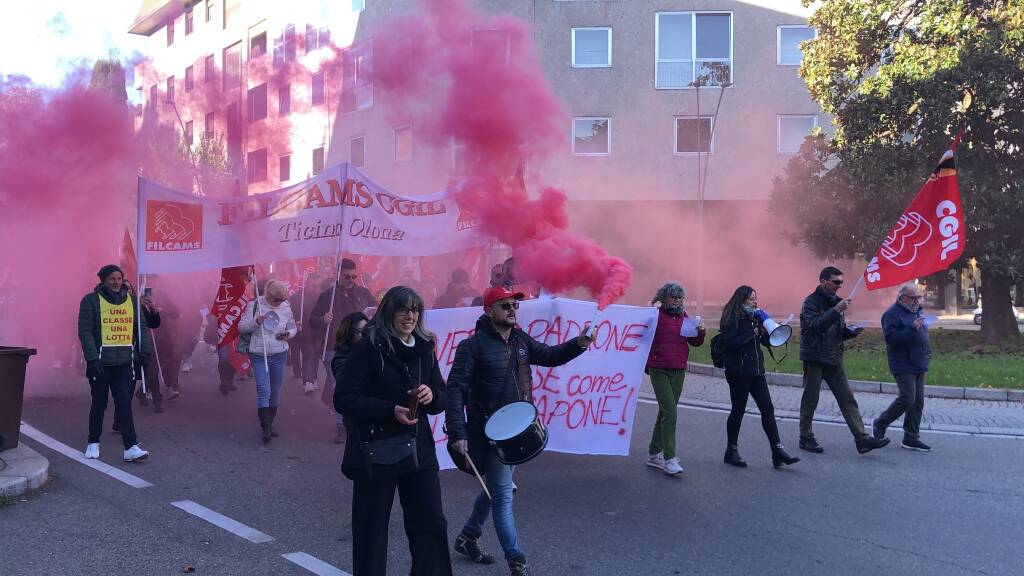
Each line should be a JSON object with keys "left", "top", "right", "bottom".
{"left": 498, "top": 301, "right": 520, "bottom": 311}
{"left": 829, "top": 279, "right": 844, "bottom": 286}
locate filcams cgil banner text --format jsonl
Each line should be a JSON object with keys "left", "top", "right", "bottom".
{"left": 137, "top": 163, "right": 488, "bottom": 274}
{"left": 424, "top": 298, "right": 658, "bottom": 469}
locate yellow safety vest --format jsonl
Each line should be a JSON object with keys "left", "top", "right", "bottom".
{"left": 99, "top": 294, "right": 135, "bottom": 347}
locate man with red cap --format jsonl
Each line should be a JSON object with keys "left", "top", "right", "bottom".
{"left": 446, "top": 286, "right": 593, "bottom": 576}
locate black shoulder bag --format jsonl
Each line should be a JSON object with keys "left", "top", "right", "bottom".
{"left": 358, "top": 355, "right": 421, "bottom": 480}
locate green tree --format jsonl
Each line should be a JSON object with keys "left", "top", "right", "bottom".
{"left": 771, "top": 0, "right": 1023, "bottom": 342}
{"left": 88, "top": 60, "right": 128, "bottom": 104}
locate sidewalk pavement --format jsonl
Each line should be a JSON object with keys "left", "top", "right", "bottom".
{"left": 642, "top": 367, "right": 1024, "bottom": 438}
{"left": 0, "top": 442, "right": 49, "bottom": 499}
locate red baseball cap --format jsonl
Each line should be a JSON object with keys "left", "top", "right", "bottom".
{"left": 483, "top": 286, "right": 525, "bottom": 309}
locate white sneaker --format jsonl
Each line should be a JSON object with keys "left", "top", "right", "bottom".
{"left": 84, "top": 443, "right": 100, "bottom": 459}
{"left": 181, "top": 360, "right": 192, "bottom": 373}
{"left": 646, "top": 452, "right": 665, "bottom": 470}
{"left": 303, "top": 381, "right": 315, "bottom": 395}
{"left": 123, "top": 445, "right": 149, "bottom": 462}
{"left": 663, "top": 457, "right": 684, "bottom": 476}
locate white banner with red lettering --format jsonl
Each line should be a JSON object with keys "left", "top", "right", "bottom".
{"left": 422, "top": 298, "right": 658, "bottom": 469}
{"left": 137, "top": 163, "right": 488, "bottom": 274}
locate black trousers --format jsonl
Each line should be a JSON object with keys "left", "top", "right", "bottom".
{"left": 725, "top": 372, "right": 781, "bottom": 447}
{"left": 88, "top": 364, "right": 137, "bottom": 449}
{"left": 351, "top": 469, "right": 453, "bottom": 576}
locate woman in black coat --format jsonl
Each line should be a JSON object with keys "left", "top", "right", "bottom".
{"left": 333, "top": 286, "right": 452, "bottom": 576}
{"left": 718, "top": 285, "right": 799, "bottom": 469}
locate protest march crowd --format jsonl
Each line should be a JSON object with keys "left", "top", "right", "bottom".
{"left": 77, "top": 252, "right": 935, "bottom": 576}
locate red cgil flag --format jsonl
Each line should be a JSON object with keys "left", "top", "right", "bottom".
{"left": 211, "top": 265, "right": 253, "bottom": 348}
{"left": 864, "top": 136, "right": 966, "bottom": 291}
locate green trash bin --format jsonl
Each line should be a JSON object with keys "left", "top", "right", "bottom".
{"left": 0, "top": 346, "right": 37, "bottom": 451}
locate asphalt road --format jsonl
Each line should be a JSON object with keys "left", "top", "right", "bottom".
{"left": 4, "top": 353, "right": 1023, "bottom": 576}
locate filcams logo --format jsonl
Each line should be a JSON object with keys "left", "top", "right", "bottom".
{"left": 146, "top": 201, "right": 203, "bottom": 251}
{"left": 880, "top": 212, "right": 933, "bottom": 267}
{"left": 455, "top": 201, "right": 481, "bottom": 232}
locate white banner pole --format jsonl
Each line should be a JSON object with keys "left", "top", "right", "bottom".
{"left": 252, "top": 268, "right": 270, "bottom": 375}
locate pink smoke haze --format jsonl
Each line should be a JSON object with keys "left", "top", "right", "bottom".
{"left": 373, "top": 0, "right": 633, "bottom": 309}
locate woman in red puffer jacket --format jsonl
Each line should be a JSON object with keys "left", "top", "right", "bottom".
{"left": 645, "top": 283, "right": 705, "bottom": 477}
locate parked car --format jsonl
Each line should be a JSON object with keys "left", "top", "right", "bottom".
{"left": 973, "top": 301, "right": 1024, "bottom": 325}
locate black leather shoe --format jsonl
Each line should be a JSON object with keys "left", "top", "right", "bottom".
{"left": 872, "top": 419, "right": 887, "bottom": 440}
{"left": 454, "top": 533, "right": 495, "bottom": 564}
{"left": 856, "top": 436, "right": 891, "bottom": 454}
{"left": 724, "top": 446, "right": 748, "bottom": 468}
{"left": 799, "top": 437, "right": 824, "bottom": 453}
{"left": 771, "top": 445, "right": 800, "bottom": 468}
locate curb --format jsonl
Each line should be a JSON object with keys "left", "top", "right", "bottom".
{"left": 686, "top": 363, "right": 1021, "bottom": 403}
{"left": 0, "top": 443, "right": 50, "bottom": 499}
{"left": 637, "top": 393, "right": 1024, "bottom": 439}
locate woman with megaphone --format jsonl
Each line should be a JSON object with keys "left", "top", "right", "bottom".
{"left": 716, "top": 286, "right": 800, "bottom": 469}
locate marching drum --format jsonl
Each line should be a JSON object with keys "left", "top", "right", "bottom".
{"left": 484, "top": 401, "right": 549, "bottom": 465}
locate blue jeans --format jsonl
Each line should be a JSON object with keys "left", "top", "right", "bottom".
{"left": 462, "top": 450, "right": 519, "bottom": 559}
{"left": 251, "top": 352, "right": 287, "bottom": 408}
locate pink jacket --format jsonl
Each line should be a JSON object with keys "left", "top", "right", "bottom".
{"left": 646, "top": 309, "right": 705, "bottom": 370}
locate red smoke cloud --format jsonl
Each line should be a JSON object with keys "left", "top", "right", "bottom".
{"left": 372, "top": 0, "right": 632, "bottom": 308}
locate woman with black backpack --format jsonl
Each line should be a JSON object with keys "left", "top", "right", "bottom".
{"left": 333, "top": 286, "right": 451, "bottom": 576}
{"left": 716, "top": 285, "right": 800, "bottom": 469}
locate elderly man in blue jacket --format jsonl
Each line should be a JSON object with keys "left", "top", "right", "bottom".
{"left": 873, "top": 283, "right": 933, "bottom": 452}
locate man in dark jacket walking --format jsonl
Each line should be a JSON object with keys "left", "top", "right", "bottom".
{"left": 446, "top": 286, "right": 593, "bottom": 576}
{"left": 873, "top": 284, "right": 933, "bottom": 452}
{"left": 78, "top": 264, "right": 153, "bottom": 462}
{"left": 310, "top": 259, "right": 378, "bottom": 393}
{"left": 798, "top": 267, "right": 889, "bottom": 454}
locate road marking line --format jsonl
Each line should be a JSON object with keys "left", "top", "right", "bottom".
{"left": 20, "top": 422, "right": 154, "bottom": 488}
{"left": 171, "top": 500, "right": 275, "bottom": 544}
{"left": 636, "top": 398, "right": 1021, "bottom": 439}
{"left": 282, "top": 552, "right": 351, "bottom": 576}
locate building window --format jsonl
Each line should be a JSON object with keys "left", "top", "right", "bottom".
{"left": 204, "top": 112, "right": 214, "bottom": 137}
{"left": 777, "top": 25, "right": 816, "bottom": 66}
{"left": 247, "top": 148, "right": 268, "bottom": 183}
{"left": 223, "top": 0, "right": 240, "bottom": 29}
{"left": 471, "top": 28, "right": 510, "bottom": 65}
{"left": 352, "top": 0, "right": 365, "bottom": 11}
{"left": 279, "top": 154, "right": 291, "bottom": 182}
{"left": 273, "top": 24, "right": 297, "bottom": 68}
{"left": 656, "top": 12, "right": 733, "bottom": 88}
{"left": 185, "top": 121, "right": 194, "bottom": 146}
{"left": 185, "top": 66, "right": 194, "bottom": 92}
{"left": 674, "top": 116, "right": 714, "bottom": 154}
{"left": 351, "top": 136, "right": 365, "bottom": 168}
{"left": 166, "top": 76, "right": 175, "bottom": 103}
{"left": 223, "top": 42, "right": 241, "bottom": 90}
{"left": 572, "top": 117, "right": 610, "bottom": 156}
{"left": 394, "top": 126, "right": 412, "bottom": 162}
{"left": 149, "top": 85, "right": 157, "bottom": 106}
{"left": 778, "top": 115, "right": 817, "bottom": 154}
{"left": 311, "top": 71, "right": 325, "bottom": 106}
{"left": 205, "top": 0, "right": 214, "bottom": 23}
{"left": 205, "top": 54, "right": 215, "bottom": 83}
{"left": 250, "top": 32, "right": 267, "bottom": 58}
{"left": 312, "top": 147, "right": 325, "bottom": 175}
{"left": 247, "top": 83, "right": 267, "bottom": 122}
{"left": 342, "top": 42, "right": 373, "bottom": 113}
{"left": 305, "top": 24, "right": 332, "bottom": 53}
{"left": 185, "top": 8, "right": 194, "bottom": 35}
{"left": 167, "top": 19, "right": 175, "bottom": 46}
{"left": 572, "top": 28, "right": 611, "bottom": 68}
{"left": 278, "top": 83, "right": 291, "bottom": 116}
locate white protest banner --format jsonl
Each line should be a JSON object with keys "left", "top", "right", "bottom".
{"left": 137, "top": 163, "right": 488, "bottom": 274}
{"left": 422, "top": 298, "right": 658, "bottom": 469}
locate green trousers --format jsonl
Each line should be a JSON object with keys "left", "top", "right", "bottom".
{"left": 648, "top": 368, "right": 686, "bottom": 459}
{"left": 799, "top": 361, "right": 867, "bottom": 441}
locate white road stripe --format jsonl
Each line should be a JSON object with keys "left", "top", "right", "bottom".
{"left": 171, "top": 500, "right": 275, "bottom": 544}
{"left": 637, "top": 397, "right": 1020, "bottom": 439}
{"left": 19, "top": 422, "right": 154, "bottom": 488}
{"left": 282, "top": 552, "right": 351, "bottom": 576}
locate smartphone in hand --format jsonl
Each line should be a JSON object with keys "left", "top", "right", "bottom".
{"left": 407, "top": 389, "right": 420, "bottom": 420}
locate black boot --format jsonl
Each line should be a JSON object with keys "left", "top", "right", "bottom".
{"left": 258, "top": 408, "right": 272, "bottom": 444}
{"left": 268, "top": 406, "right": 279, "bottom": 437}
{"left": 724, "top": 445, "right": 747, "bottom": 468}
{"left": 219, "top": 381, "right": 231, "bottom": 396}
{"left": 454, "top": 532, "right": 495, "bottom": 564}
{"left": 771, "top": 444, "right": 800, "bottom": 468}
{"left": 507, "top": 554, "right": 529, "bottom": 576}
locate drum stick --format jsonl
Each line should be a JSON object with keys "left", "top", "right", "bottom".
{"left": 464, "top": 453, "right": 491, "bottom": 500}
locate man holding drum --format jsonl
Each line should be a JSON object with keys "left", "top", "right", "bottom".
{"left": 446, "top": 286, "right": 593, "bottom": 576}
